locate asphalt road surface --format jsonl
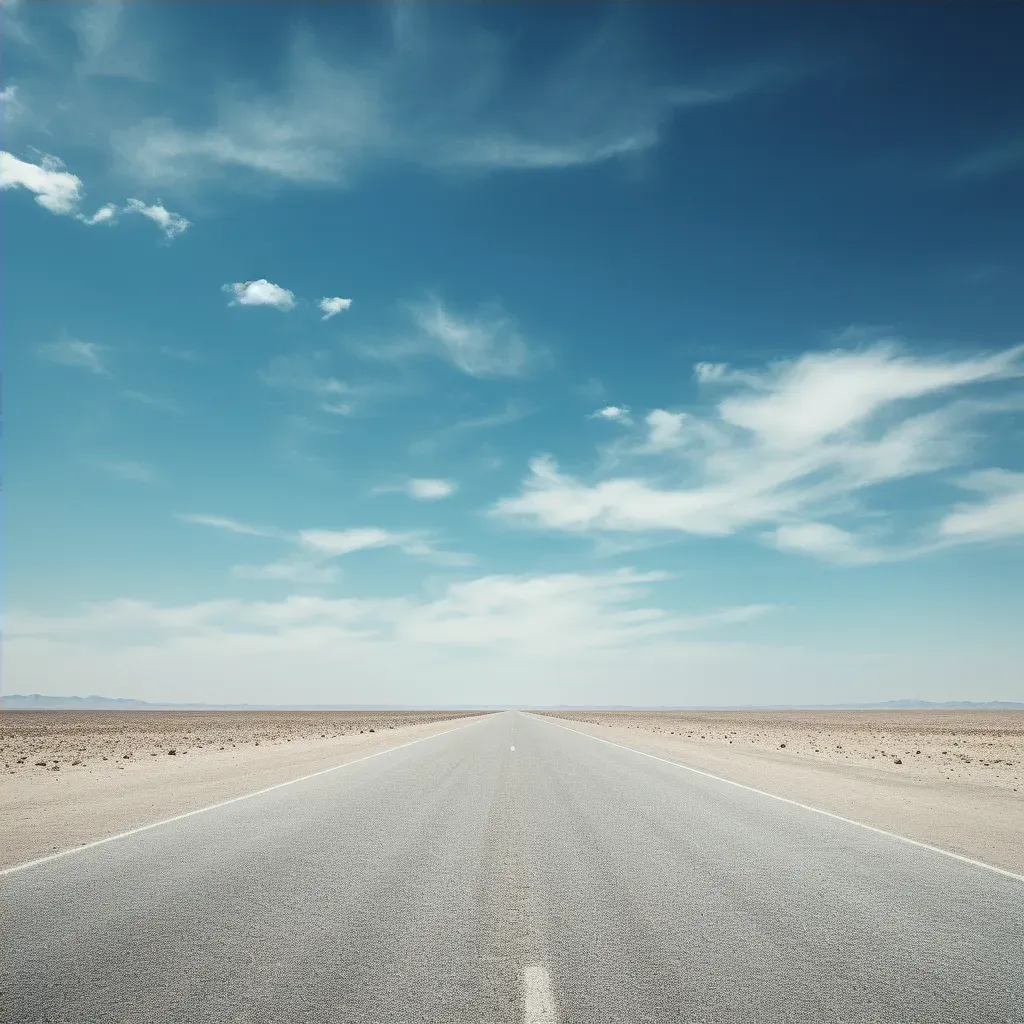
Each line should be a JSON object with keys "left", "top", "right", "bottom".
{"left": 3, "top": 711, "right": 1022, "bottom": 1023}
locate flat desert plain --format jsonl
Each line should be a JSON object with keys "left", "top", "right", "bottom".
{"left": 0, "top": 709, "right": 486, "bottom": 870}
{"left": 538, "top": 709, "right": 1024, "bottom": 875}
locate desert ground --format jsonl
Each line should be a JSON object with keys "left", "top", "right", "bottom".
{"left": 537, "top": 709, "right": 1023, "bottom": 790}
{"left": 0, "top": 710, "right": 486, "bottom": 870}
{"left": 537, "top": 709, "right": 1024, "bottom": 874}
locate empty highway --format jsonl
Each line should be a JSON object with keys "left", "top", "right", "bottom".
{"left": 3, "top": 711, "right": 1022, "bottom": 1023}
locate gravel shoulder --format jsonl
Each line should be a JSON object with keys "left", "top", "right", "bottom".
{"left": 0, "top": 710, "right": 489, "bottom": 870}
{"left": 535, "top": 709, "right": 1024, "bottom": 875}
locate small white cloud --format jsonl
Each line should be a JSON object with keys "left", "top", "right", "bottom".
{"left": 319, "top": 296, "right": 352, "bottom": 320}
{"left": 407, "top": 478, "right": 456, "bottom": 500}
{"left": 124, "top": 198, "right": 189, "bottom": 239}
{"left": 37, "top": 337, "right": 108, "bottom": 375}
{"left": 223, "top": 279, "right": 296, "bottom": 311}
{"left": 97, "top": 460, "right": 159, "bottom": 485}
{"left": 589, "top": 405, "right": 632, "bottom": 425}
{"left": 0, "top": 151, "right": 82, "bottom": 214}
{"left": 78, "top": 202, "right": 118, "bottom": 226}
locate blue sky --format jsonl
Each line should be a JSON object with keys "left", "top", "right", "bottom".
{"left": 4, "top": 1, "right": 1023, "bottom": 706}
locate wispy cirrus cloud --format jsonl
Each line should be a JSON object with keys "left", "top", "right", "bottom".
{"left": 179, "top": 511, "right": 474, "bottom": 574}
{"left": 767, "top": 469, "right": 1024, "bottom": 563}
{"left": 96, "top": 459, "right": 160, "bottom": 485}
{"left": 410, "top": 296, "right": 535, "bottom": 378}
{"left": 493, "top": 337, "right": 1024, "bottom": 564}
{"left": 259, "top": 353, "right": 350, "bottom": 409}
{"left": 259, "top": 352, "right": 401, "bottom": 418}
{"left": 408, "top": 400, "right": 533, "bottom": 457}
{"left": 101, "top": 8, "right": 808, "bottom": 191}
{"left": 358, "top": 296, "right": 540, "bottom": 379}
{"left": 175, "top": 513, "right": 283, "bottom": 539}
{"left": 447, "top": 401, "right": 533, "bottom": 434}
{"left": 37, "top": 336, "right": 109, "bottom": 375}
{"left": 767, "top": 522, "right": 895, "bottom": 567}
{"left": 121, "top": 389, "right": 182, "bottom": 414}
{"left": 947, "top": 137, "right": 1024, "bottom": 182}
{"left": 1, "top": 84, "right": 26, "bottom": 124}
{"left": 937, "top": 470, "right": 1024, "bottom": 544}
{"left": 297, "top": 527, "right": 473, "bottom": 566}
{"left": 297, "top": 527, "right": 401, "bottom": 557}
{"left": 71, "top": 0, "right": 157, "bottom": 83}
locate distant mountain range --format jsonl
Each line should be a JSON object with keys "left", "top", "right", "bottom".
{"left": 3, "top": 694, "right": 1022, "bottom": 711}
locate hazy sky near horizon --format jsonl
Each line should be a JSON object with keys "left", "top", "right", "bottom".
{"left": 5, "top": 2, "right": 1024, "bottom": 706}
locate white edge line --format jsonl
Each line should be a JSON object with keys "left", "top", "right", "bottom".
{"left": 528, "top": 714, "right": 1024, "bottom": 884}
{"left": 0, "top": 715, "right": 493, "bottom": 878}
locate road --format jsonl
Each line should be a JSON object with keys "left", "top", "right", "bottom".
{"left": 3, "top": 711, "right": 1022, "bottom": 1023}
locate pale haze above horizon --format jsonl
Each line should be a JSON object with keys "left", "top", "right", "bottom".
{"left": 5, "top": 2, "right": 1023, "bottom": 707}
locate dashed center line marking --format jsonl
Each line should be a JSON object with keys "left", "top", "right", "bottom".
{"left": 523, "top": 963, "right": 558, "bottom": 1023}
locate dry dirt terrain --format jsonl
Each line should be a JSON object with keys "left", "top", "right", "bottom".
{"left": 0, "top": 710, "right": 487, "bottom": 870}
{"left": 537, "top": 709, "right": 1024, "bottom": 875}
